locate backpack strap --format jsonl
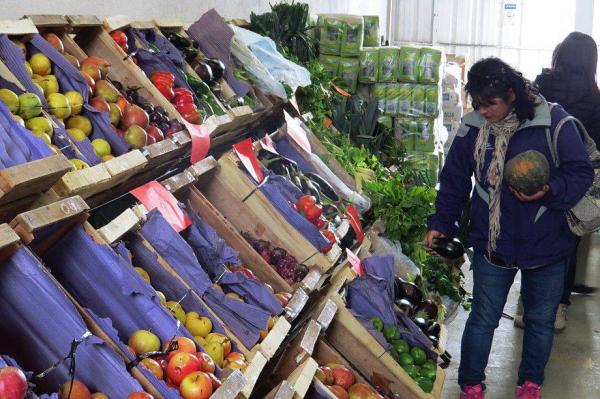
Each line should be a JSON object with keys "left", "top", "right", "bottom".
{"left": 546, "top": 103, "right": 594, "bottom": 168}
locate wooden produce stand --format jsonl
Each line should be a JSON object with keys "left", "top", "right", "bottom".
{"left": 324, "top": 294, "right": 445, "bottom": 399}
{"left": 7, "top": 200, "right": 246, "bottom": 398}
{"left": 9, "top": 197, "right": 247, "bottom": 399}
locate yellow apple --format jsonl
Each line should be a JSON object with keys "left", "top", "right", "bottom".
{"left": 29, "top": 53, "right": 52, "bottom": 76}
{"left": 67, "top": 128, "right": 87, "bottom": 142}
{"left": 25, "top": 116, "right": 53, "bottom": 137}
{"left": 47, "top": 92, "right": 71, "bottom": 120}
{"left": 134, "top": 267, "right": 150, "bottom": 283}
{"left": 91, "top": 138, "right": 111, "bottom": 158}
{"left": 65, "top": 91, "right": 83, "bottom": 115}
{"left": 185, "top": 312, "right": 213, "bottom": 338}
{"left": 166, "top": 301, "right": 186, "bottom": 324}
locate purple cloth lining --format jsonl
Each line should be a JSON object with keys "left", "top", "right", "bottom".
{"left": 41, "top": 224, "right": 197, "bottom": 354}
{"left": 121, "top": 236, "right": 238, "bottom": 355}
{"left": 0, "top": 34, "right": 99, "bottom": 165}
{"left": 1, "top": 355, "right": 58, "bottom": 399}
{"left": 183, "top": 206, "right": 283, "bottom": 315}
{"left": 273, "top": 136, "right": 317, "bottom": 174}
{"left": 246, "top": 168, "right": 329, "bottom": 250}
{"left": 187, "top": 9, "right": 251, "bottom": 97}
{"left": 140, "top": 209, "right": 269, "bottom": 348}
{"left": 0, "top": 246, "right": 143, "bottom": 396}
{"left": 28, "top": 35, "right": 129, "bottom": 156}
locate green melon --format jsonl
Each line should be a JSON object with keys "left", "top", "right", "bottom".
{"left": 504, "top": 150, "right": 550, "bottom": 195}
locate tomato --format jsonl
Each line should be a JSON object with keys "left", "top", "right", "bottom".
{"left": 295, "top": 195, "right": 316, "bottom": 214}
{"left": 150, "top": 71, "right": 175, "bottom": 87}
{"left": 319, "top": 229, "right": 336, "bottom": 253}
{"left": 154, "top": 82, "right": 175, "bottom": 101}
{"left": 303, "top": 203, "right": 322, "bottom": 222}
{"left": 110, "top": 30, "right": 128, "bottom": 48}
{"left": 314, "top": 217, "right": 327, "bottom": 230}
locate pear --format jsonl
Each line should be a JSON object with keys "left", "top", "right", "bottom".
{"left": 66, "top": 116, "right": 92, "bottom": 136}
{"left": 205, "top": 340, "right": 224, "bottom": 368}
{"left": 0, "top": 88, "right": 19, "bottom": 114}
{"left": 47, "top": 93, "right": 71, "bottom": 120}
{"left": 29, "top": 53, "right": 52, "bottom": 76}
{"left": 18, "top": 93, "right": 42, "bottom": 120}
{"left": 65, "top": 91, "right": 83, "bottom": 115}
{"left": 25, "top": 117, "right": 53, "bottom": 137}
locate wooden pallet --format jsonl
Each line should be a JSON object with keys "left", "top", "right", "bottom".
{"left": 0, "top": 223, "right": 21, "bottom": 262}
{"left": 325, "top": 295, "right": 445, "bottom": 399}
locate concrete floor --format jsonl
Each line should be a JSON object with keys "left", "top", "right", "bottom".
{"left": 442, "top": 234, "right": 600, "bottom": 399}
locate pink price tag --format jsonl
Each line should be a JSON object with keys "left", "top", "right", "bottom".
{"left": 259, "top": 135, "right": 279, "bottom": 156}
{"left": 346, "top": 248, "right": 365, "bottom": 276}
{"left": 131, "top": 181, "right": 192, "bottom": 232}
{"left": 290, "top": 95, "right": 301, "bottom": 115}
{"left": 182, "top": 120, "right": 210, "bottom": 163}
{"left": 233, "top": 138, "right": 264, "bottom": 183}
{"left": 284, "top": 110, "right": 311, "bottom": 154}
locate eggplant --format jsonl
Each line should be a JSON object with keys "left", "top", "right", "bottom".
{"left": 339, "top": 224, "right": 356, "bottom": 250}
{"left": 412, "top": 317, "right": 429, "bottom": 334}
{"left": 206, "top": 58, "right": 225, "bottom": 81}
{"left": 431, "top": 237, "right": 465, "bottom": 259}
{"left": 194, "top": 62, "right": 214, "bottom": 84}
{"left": 427, "top": 321, "right": 441, "bottom": 339}
{"left": 299, "top": 176, "right": 321, "bottom": 201}
{"left": 395, "top": 277, "right": 423, "bottom": 305}
{"left": 182, "top": 47, "right": 200, "bottom": 63}
{"left": 305, "top": 172, "right": 339, "bottom": 202}
{"left": 166, "top": 31, "right": 193, "bottom": 49}
{"left": 414, "top": 299, "right": 439, "bottom": 321}
{"left": 394, "top": 298, "right": 414, "bottom": 317}
{"left": 428, "top": 335, "right": 439, "bottom": 348}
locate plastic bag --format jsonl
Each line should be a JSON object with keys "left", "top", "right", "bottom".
{"left": 229, "top": 35, "right": 287, "bottom": 99}
{"left": 359, "top": 48, "right": 379, "bottom": 83}
{"left": 367, "top": 230, "right": 420, "bottom": 279}
{"left": 337, "top": 57, "right": 359, "bottom": 93}
{"left": 398, "top": 46, "right": 419, "bottom": 82}
{"left": 231, "top": 26, "right": 311, "bottom": 92}
{"left": 319, "top": 15, "right": 343, "bottom": 55}
{"left": 411, "top": 84, "right": 425, "bottom": 116}
{"left": 417, "top": 47, "right": 443, "bottom": 84}
{"left": 339, "top": 15, "right": 364, "bottom": 57}
{"left": 319, "top": 54, "right": 340, "bottom": 80}
{"left": 363, "top": 16, "right": 380, "bottom": 47}
{"left": 371, "top": 83, "right": 387, "bottom": 112}
{"left": 378, "top": 47, "right": 399, "bottom": 82}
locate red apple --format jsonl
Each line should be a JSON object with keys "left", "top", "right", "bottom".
{"left": 0, "top": 366, "right": 28, "bottom": 399}
{"left": 140, "top": 358, "right": 164, "bottom": 380}
{"left": 126, "top": 393, "right": 153, "bottom": 399}
{"left": 90, "top": 96, "right": 110, "bottom": 113}
{"left": 43, "top": 33, "right": 65, "bottom": 53}
{"left": 222, "top": 352, "right": 245, "bottom": 370}
{"left": 128, "top": 330, "right": 160, "bottom": 356}
{"left": 329, "top": 385, "right": 349, "bottom": 399}
{"left": 228, "top": 266, "right": 255, "bottom": 279}
{"left": 166, "top": 352, "right": 201, "bottom": 386}
{"left": 332, "top": 367, "right": 355, "bottom": 390}
{"left": 91, "top": 394, "right": 109, "bottom": 399}
{"left": 206, "top": 373, "right": 221, "bottom": 391}
{"left": 145, "top": 133, "right": 156, "bottom": 145}
{"left": 58, "top": 379, "right": 91, "bottom": 399}
{"left": 316, "top": 366, "right": 334, "bottom": 385}
{"left": 164, "top": 337, "right": 197, "bottom": 360}
{"left": 124, "top": 125, "right": 148, "bottom": 149}
{"left": 178, "top": 371, "right": 213, "bottom": 399}
{"left": 146, "top": 124, "right": 164, "bottom": 143}
{"left": 121, "top": 104, "right": 149, "bottom": 129}
{"left": 196, "top": 352, "right": 215, "bottom": 374}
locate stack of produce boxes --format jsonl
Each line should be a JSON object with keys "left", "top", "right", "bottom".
{"left": 359, "top": 44, "right": 444, "bottom": 184}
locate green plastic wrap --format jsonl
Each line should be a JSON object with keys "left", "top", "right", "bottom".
{"left": 384, "top": 83, "right": 401, "bottom": 115}
{"left": 372, "top": 83, "right": 387, "bottom": 112}
{"left": 319, "top": 54, "right": 341, "bottom": 80}
{"left": 378, "top": 115, "right": 393, "bottom": 130}
{"left": 412, "top": 85, "right": 426, "bottom": 116}
{"left": 398, "top": 46, "right": 419, "bottom": 82}
{"left": 398, "top": 83, "right": 413, "bottom": 115}
{"left": 363, "top": 15, "right": 380, "bottom": 47}
{"left": 338, "top": 57, "right": 360, "bottom": 93}
{"left": 320, "top": 15, "right": 343, "bottom": 55}
{"left": 414, "top": 118, "right": 435, "bottom": 152}
{"left": 340, "top": 15, "right": 364, "bottom": 57}
{"left": 417, "top": 47, "right": 443, "bottom": 84}
{"left": 425, "top": 85, "right": 439, "bottom": 117}
{"left": 359, "top": 48, "right": 379, "bottom": 83}
{"left": 378, "top": 47, "right": 399, "bottom": 82}
{"left": 394, "top": 117, "right": 415, "bottom": 149}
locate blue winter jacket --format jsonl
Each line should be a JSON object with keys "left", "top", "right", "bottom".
{"left": 428, "top": 97, "right": 594, "bottom": 268}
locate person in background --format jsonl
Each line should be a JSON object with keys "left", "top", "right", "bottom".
{"left": 533, "top": 31, "right": 600, "bottom": 331}
{"left": 425, "top": 57, "right": 593, "bottom": 399}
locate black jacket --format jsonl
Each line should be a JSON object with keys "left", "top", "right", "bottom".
{"left": 535, "top": 69, "right": 600, "bottom": 146}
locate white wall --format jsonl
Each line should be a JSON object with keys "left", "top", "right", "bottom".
{"left": 1, "top": 0, "right": 388, "bottom": 37}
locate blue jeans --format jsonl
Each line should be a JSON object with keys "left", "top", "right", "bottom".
{"left": 458, "top": 252, "right": 566, "bottom": 387}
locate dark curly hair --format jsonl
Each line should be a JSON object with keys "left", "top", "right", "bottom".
{"left": 465, "top": 57, "right": 538, "bottom": 122}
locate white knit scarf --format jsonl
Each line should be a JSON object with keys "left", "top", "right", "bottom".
{"left": 474, "top": 112, "right": 520, "bottom": 254}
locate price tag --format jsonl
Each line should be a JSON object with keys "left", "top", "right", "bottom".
{"left": 284, "top": 110, "right": 311, "bottom": 154}
{"left": 183, "top": 120, "right": 210, "bottom": 164}
{"left": 331, "top": 82, "right": 351, "bottom": 97}
{"left": 232, "top": 138, "right": 264, "bottom": 183}
{"left": 346, "top": 248, "right": 365, "bottom": 276}
{"left": 131, "top": 181, "right": 191, "bottom": 232}
{"left": 345, "top": 205, "right": 365, "bottom": 244}
{"left": 289, "top": 94, "right": 301, "bottom": 115}
{"left": 259, "top": 134, "right": 279, "bottom": 156}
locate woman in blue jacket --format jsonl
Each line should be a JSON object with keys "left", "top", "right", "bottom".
{"left": 425, "top": 57, "right": 593, "bottom": 399}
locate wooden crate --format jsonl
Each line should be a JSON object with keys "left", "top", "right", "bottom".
{"left": 64, "top": 15, "right": 191, "bottom": 170}
{"left": 325, "top": 295, "right": 445, "bottom": 399}
{"left": 94, "top": 201, "right": 290, "bottom": 398}
{"left": 8, "top": 196, "right": 246, "bottom": 399}
{"left": 199, "top": 151, "right": 340, "bottom": 276}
